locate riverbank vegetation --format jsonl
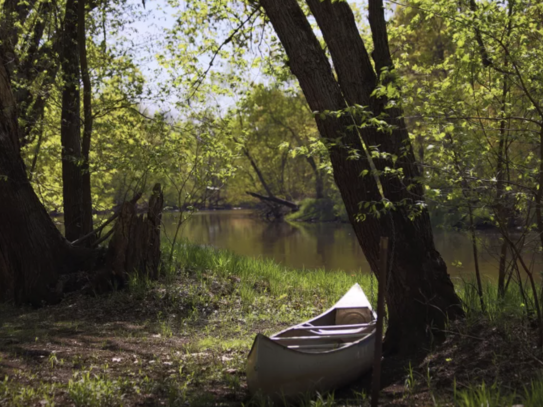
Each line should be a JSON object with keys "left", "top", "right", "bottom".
{"left": 1, "top": 244, "right": 542, "bottom": 406}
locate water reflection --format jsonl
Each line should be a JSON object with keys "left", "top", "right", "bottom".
{"left": 162, "top": 210, "right": 535, "bottom": 279}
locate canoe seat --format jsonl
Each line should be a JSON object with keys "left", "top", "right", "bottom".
{"left": 335, "top": 307, "right": 373, "bottom": 326}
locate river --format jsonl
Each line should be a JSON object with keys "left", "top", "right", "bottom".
{"left": 162, "top": 209, "right": 528, "bottom": 280}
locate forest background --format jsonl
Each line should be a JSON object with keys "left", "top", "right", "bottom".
{"left": 21, "top": 0, "right": 532, "bottom": 230}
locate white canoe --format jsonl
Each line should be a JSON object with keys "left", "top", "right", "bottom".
{"left": 246, "top": 283, "right": 376, "bottom": 400}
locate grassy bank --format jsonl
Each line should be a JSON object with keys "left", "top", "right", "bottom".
{"left": 0, "top": 244, "right": 367, "bottom": 406}
{"left": 1, "top": 244, "right": 542, "bottom": 406}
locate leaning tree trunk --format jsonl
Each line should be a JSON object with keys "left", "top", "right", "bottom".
{"left": 260, "top": 0, "right": 462, "bottom": 353}
{"left": 0, "top": 52, "right": 75, "bottom": 306}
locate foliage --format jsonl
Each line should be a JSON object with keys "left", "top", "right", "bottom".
{"left": 223, "top": 85, "right": 332, "bottom": 204}
{"left": 391, "top": 0, "right": 543, "bottom": 231}
{"left": 286, "top": 198, "right": 342, "bottom": 222}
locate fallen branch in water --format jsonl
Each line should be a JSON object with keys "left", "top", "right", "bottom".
{"left": 246, "top": 191, "right": 299, "bottom": 211}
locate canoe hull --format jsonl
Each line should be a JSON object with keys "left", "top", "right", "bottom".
{"left": 246, "top": 284, "right": 376, "bottom": 399}
{"left": 247, "top": 331, "right": 375, "bottom": 399}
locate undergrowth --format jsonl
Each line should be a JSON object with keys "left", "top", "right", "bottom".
{"left": 286, "top": 198, "right": 347, "bottom": 223}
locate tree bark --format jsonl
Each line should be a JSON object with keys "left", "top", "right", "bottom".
{"left": 101, "top": 184, "right": 163, "bottom": 289}
{"left": 0, "top": 51, "right": 74, "bottom": 305}
{"left": 496, "top": 74, "right": 509, "bottom": 297}
{"left": 60, "top": 0, "right": 85, "bottom": 241}
{"left": 78, "top": 0, "right": 94, "bottom": 242}
{"left": 260, "top": 0, "right": 462, "bottom": 352}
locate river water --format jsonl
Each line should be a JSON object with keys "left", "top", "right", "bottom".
{"left": 162, "top": 209, "right": 525, "bottom": 280}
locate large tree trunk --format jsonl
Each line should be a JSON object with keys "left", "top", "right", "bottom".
{"left": 60, "top": 0, "right": 85, "bottom": 241}
{"left": 0, "top": 52, "right": 74, "bottom": 305}
{"left": 260, "top": 0, "right": 462, "bottom": 353}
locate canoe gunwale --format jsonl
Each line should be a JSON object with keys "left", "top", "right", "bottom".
{"left": 257, "top": 329, "right": 376, "bottom": 355}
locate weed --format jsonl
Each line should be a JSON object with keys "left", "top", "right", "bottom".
{"left": 0, "top": 376, "right": 57, "bottom": 407}
{"left": 523, "top": 378, "right": 543, "bottom": 407}
{"left": 405, "top": 362, "right": 417, "bottom": 395}
{"left": 454, "top": 382, "right": 515, "bottom": 407}
{"left": 68, "top": 371, "right": 123, "bottom": 407}
{"left": 157, "top": 311, "right": 174, "bottom": 338}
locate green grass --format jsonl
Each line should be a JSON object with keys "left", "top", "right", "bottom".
{"left": 456, "top": 277, "right": 535, "bottom": 328}
{"left": 172, "top": 241, "right": 373, "bottom": 316}
{"left": 68, "top": 371, "right": 124, "bottom": 407}
{"left": 454, "top": 379, "right": 543, "bottom": 407}
{"left": 1, "top": 241, "right": 543, "bottom": 406}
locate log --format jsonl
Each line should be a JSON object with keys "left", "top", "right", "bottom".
{"left": 246, "top": 191, "right": 299, "bottom": 211}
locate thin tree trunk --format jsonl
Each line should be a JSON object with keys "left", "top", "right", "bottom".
{"left": 60, "top": 0, "right": 84, "bottom": 241}
{"left": 315, "top": 171, "right": 324, "bottom": 199}
{"left": 493, "top": 5, "right": 513, "bottom": 295}
{"left": 500, "top": 227, "right": 543, "bottom": 347}
{"left": 260, "top": 0, "right": 462, "bottom": 353}
{"left": 536, "top": 126, "right": 543, "bottom": 252}
{"left": 446, "top": 130, "right": 485, "bottom": 311}
{"left": 240, "top": 141, "right": 274, "bottom": 197}
{"left": 496, "top": 74, "right": 509, "bottom": 297}
{"left": 497, "top": 241, "right": 508, "bottom": 298}
{"left": 28, "top": 130, "right": 44, "bottom": 181}
{"left": 468, "top": 205, "right": 485, "bottom": 311}
{"left": 78, "top": 0, "right": 94, "bottom": 240}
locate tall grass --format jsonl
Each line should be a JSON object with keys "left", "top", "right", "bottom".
{"left": 455, "top": 379, "right": 543, "bottom": 407}
{"left": 170, "top": 241, "right": 374, "bottom": 309}
{"left": 456, "top": 277, "right": 533, "bottom": 326}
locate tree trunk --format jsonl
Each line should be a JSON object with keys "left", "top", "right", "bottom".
{"left": 246, "top": 191, "right": 299, "bottom": 211}
{"left": 100, "top": 184, "right": 163, "bottom": 290}
{"left": 496, "top": 73, "right": 509, "bottom": 297}
{"left": 60, "top": 0, "right": 85, "bottom": 241}
{"left": 0, "top": 51, "right": 74, "bottom": 305}
{"left": 315, "top": 171, "right": 324, "bottom": 199}
{"left": 78, "top": 0, "right": 94, "bottom": 242}
{"left": 260, "top": 0, "right": 462, "bottom": 353}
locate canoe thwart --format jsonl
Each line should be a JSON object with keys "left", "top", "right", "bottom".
{"left": 272, "top": 333, "right": 370, "bottom": 342}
